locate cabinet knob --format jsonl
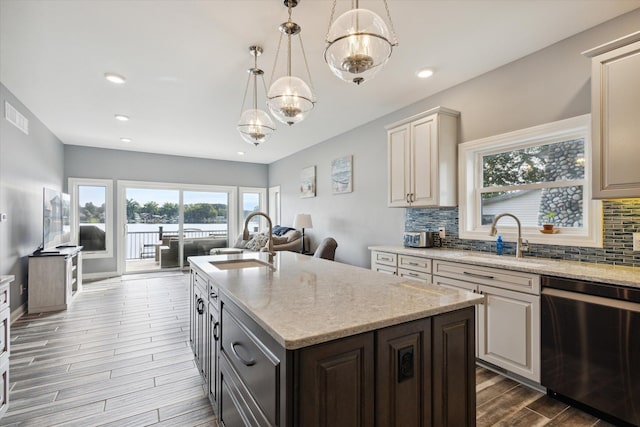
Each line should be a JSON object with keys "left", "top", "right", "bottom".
{"left": 196, "top": 298, "right": 205, "bottom": 315}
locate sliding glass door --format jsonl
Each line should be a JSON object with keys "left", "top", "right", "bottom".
{"left": 118, "top": 181, "right": 236, "bottom": 274}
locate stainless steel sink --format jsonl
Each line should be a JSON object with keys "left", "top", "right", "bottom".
{"left": 210, "top": 259, "right": 272, "bottom": 270}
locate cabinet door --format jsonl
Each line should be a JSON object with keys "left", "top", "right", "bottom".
{"left": 432, "top": 307, "right": 476, "bottom": 427}
{"left": 410, "top": 115, "right": 438, "bottom": 206}
{"left": 388, "top": 124, "right": 411, "bottom": 207}
{"left": 592, "top": 39, "right": 640, "bottom": 198}
{"left": 298, "top": 332, "right": 374, "bottom": 427}
{"left": 209, "top": 304, "right": 219, "bottom": 412}
{"left": 376, "top": 318, "right": 431, "bottom": 427}
{"left": 477, "top": 285, "right": 540, "bottom": 382}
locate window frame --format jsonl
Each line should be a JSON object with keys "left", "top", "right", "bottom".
{"left": 68, "top": 177, "right": 114, "bottom": 259}
{"left": 239, "top": 186, "right": 267, "bottom": 233}
{"left": 458, "top": 114, "right": 603, "bottom": 248}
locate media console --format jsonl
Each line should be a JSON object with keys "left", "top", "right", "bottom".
{"left": 28, "top": 246, "right": 83, "bottom": 313}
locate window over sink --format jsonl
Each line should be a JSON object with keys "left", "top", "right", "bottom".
{"left": 459, "top": 115, "right": 603, "bottom": 248}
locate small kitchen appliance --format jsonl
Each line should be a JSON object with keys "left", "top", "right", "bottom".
{"left": 403, "top": 231, "right": 433, "bottom": 248}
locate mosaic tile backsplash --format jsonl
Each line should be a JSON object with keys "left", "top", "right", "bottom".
{"left": 405, "top": 199, "right": 640, "bottom": 267}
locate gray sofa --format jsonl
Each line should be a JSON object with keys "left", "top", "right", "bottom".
{"left": 161, "top": 236, "right": 227, "bottom": 268}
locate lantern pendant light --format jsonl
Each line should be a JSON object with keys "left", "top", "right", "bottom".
{"left": 267, "top": 0, "right": 316, "bottom": 126}
{"left": 324, "top": 0, "right": 398, "bottom": 85}
{"left": 237, "top": 45, "right": 276, "bottom": 146}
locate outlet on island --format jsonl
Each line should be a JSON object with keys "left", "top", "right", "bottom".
{"left": 633, "top": 232, "right": 640, "bottom": 252}
{"left": 438, "top": 227, "right": 446, "bottom": 239}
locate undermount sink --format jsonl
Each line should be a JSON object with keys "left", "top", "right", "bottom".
{"left": 210, "top": 259, "right": 272, "bottom": 270}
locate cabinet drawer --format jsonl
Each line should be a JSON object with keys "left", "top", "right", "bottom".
{"left": 398, "top": 268, "right": 431, "bottom": 283}
{"left": 374, "top": 264, "right": 397, "bottom": 275}
{"left": 433, "top": 260, "right": 540, "bottom": 295}
{"left": 221, "top": 303, "right": 280, "bottom": 426}
{"left": 372, "top": 251, "right": 397, "bottom": 267}
{"left": 0, "top": 284, "right": 8, "bottom": 313}
{"left": 219, "top": 355, "right": 270, "bottom": 427}
{"left": 433, "top": 275, "right": 478, "bottom": 293}
{"left": 193, "top": 269, "right": 208, "bottom": 291}
{"left": 398, "top": 255, "right": 432, "bottom": 274}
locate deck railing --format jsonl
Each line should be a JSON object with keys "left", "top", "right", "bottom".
{"left": 126, "top": 228, "right": 228, "bottom": 260}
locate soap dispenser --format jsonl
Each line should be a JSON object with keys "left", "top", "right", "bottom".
{"left": 496, "top": 235, "right": 504, "bottom": 255}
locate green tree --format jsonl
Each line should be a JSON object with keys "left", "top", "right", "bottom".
{"left": 126, "top": 198, "right": 140, "bottom": 221}
{"left": 142, "top": 201, "right": 159, "bottom": 215}
{"left": 159, "top": 202, "right": 179, "bottom": 220}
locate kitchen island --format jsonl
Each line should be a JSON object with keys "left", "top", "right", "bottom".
{"left": 189, "top": 251, "right": 483, "bottom": 427}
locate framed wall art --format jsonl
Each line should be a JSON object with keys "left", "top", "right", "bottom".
{"left": 331, "top": 155, "right": 352, "bottom": 194}
{"left": 299, "top": 166, "right": 316, "bottom": 198}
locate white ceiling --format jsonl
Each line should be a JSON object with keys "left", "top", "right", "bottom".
{"left": 1, "top": 0, "right": 638, "bottom": 165}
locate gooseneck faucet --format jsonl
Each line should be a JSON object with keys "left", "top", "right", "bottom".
{"left": 243, "top": 211, "right": 274, "bottom": 255}
{"left": 489, "top": 213, "right": 529, "bottom": 258}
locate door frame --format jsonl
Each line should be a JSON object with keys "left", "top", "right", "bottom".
{"left": 116, "top": 180, "right": 237, "bottom": 275}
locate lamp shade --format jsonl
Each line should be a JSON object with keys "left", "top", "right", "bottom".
{"left": 293, "top": 213, "right": 313, "bottom": 229}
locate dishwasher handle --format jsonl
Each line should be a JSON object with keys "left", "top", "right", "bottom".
{"left": 542, "top": 287, "right": 640, "bottom": 313}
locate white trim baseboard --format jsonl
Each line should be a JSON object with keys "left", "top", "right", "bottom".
{"left": 83, "top": 271, "right": 120, "bottom": 281}
{"left": 11, "top": 303, "right": 26, "bottom": 325}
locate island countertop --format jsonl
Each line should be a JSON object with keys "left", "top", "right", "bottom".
{"left": 189, "top": 251, "right": 483, "bottom": 350}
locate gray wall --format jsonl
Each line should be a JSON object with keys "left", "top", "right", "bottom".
{"left": 0, "top": 83, "right": 65, "bottom": 312}
{"left": 64, "top": 145, "right": 268, "bottom": 274}
{"left": 268, "top": 9, "right": 640, "bottom": 268}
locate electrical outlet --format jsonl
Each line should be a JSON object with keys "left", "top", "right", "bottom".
{"left": 633, "top": 233, "right": 640, "bottom": 252}
{"left": 0, "top": 213, "right": 7, "bottom": 222}
{"left": 438, "top": 227, "right": 446, "bottom": 239}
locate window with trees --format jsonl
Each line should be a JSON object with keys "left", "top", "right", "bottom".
{"left": 459, "top": 115, "right": 602, "bottom": 247}
{"left": 69, "top": 178, "right": 113, "bottom": 258}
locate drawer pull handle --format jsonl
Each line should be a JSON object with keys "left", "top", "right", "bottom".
{"left": 196, "top": 298, "right": 205, "bottom": 315}
{"left": 463, "top": 271, "right": 494, "bottom": 280}
{"left": 231, "top": 342, "right": 256, "bottom": 366}
{"left": 212, "top": 321, "right": 219, "bottom": 341}
{"left": 408, "top": 272, "right": 419, "bottom": 277}
{"left": 407, "top": 262, "right": 419, "bottom": 266}
{"left": 210, "top": 292, "right": 218, "bottom": 300}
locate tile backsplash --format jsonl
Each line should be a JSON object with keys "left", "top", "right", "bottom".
{"left": 406, "top": 199, "right": 640, "bottom": 267}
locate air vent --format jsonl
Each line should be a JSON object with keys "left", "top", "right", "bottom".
{"left": 4, "top": 101, "right": 29, "bottom": 135}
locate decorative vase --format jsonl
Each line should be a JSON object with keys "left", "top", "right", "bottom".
{"left": 543, "top": 224, "right": 554, "bottom": 231}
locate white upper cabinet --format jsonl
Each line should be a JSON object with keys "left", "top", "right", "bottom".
{"left": 386, "top": 107, "right": 459, "bottom": 207}
{"left": 583, "top": 31, "right": 640, "bottom": 199}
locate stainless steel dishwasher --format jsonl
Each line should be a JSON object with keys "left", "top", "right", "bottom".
{"left": 541, "top": 276, "right": 640, "bottom": 426}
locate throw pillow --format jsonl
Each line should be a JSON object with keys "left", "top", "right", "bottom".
{"left": 245, "top": 233, "right": 269, "bottom": 251}
{"left": 273, "top": 226, "right": 295, "bottom": 236}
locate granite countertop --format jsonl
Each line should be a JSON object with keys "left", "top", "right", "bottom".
{"left": 369, "top": 246, "right": 640, "bottom": 289}
{"left": 190, "top": 251, "right": 483, "bottom": 350}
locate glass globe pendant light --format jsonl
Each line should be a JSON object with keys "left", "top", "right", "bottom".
{"left": 237, "top": 46, "right": 276, "bottom": 146}
{"left": 324, "top": 0, "right": 398, "bottom": 85}
{"left": 267, "top": 0, "right": 316, "bottom": 126}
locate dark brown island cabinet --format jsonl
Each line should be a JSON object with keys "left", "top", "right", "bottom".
{"left": 191, "top": 263, "right": 476, "bottom": 427}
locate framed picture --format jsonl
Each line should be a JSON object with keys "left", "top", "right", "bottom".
{"left": 300, "top": 166, "right": 316, "bottom": 198}
{"left": 331, "top": 155, "right": 353, "bottom": 194}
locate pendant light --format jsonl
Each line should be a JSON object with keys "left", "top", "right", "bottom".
{"left": 324, "top": 0, "right": 398, "bottom": 85}
{"left": 237, "top": 45, "right": 276, "bottom": 146}
{"left": 267, "top": 0, "right": 315, "bottom": 126}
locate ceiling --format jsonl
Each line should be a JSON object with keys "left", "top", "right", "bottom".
{"left": 1, "top": 0, "right": 638, "bottom": 165}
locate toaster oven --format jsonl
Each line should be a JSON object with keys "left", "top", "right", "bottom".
{"left": 403, "top": 231, "right": 433, "bottom": 248}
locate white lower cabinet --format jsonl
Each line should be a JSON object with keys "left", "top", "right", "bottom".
{"left": 432, "top": 259, "right": 541, "bottom": 383}
{"left": 477, "top": 285, "right": 540, "bottom": 382}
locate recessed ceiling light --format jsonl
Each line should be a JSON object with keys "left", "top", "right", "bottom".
{"left": 416, "top": 68, "right": 434, "bottom": 79}
{"left": 120, "top": 137, "right": 132, "bottom": 143}
{"left": 237, "top": 151, "right": 245, "bottom": 156}
{"left": 114, "top": 114, "right": 129, "bottom": 121}
{"left": 104, "top": 72, "right": 126, "bottom": 84}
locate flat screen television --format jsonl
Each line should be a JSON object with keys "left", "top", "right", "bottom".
{"left": 43, "top": 187, "right": 72, "bottom": 251}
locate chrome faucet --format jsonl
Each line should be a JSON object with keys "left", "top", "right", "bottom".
{"left": 489, "top": 213, "right": 529, "bottom": 258}
{"left": 243, "top": 211, "right": 274, "bottom": 255}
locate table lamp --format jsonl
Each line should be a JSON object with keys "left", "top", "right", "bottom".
{"left": 293, "top": 214, "right": 313, "bottom": 253}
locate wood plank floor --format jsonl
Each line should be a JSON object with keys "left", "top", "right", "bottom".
{"left": 4, "top": 272, "right": 611, "bottom": 426}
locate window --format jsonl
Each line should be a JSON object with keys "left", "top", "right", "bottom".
{"left": 459, "top": 115, "right": 602, "bottom": 247}
{"left": 239, "top": 187, "right": 267, "bottom": 233}
{"left": 69, "top": 178, "right": 114, "bottom": 258}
